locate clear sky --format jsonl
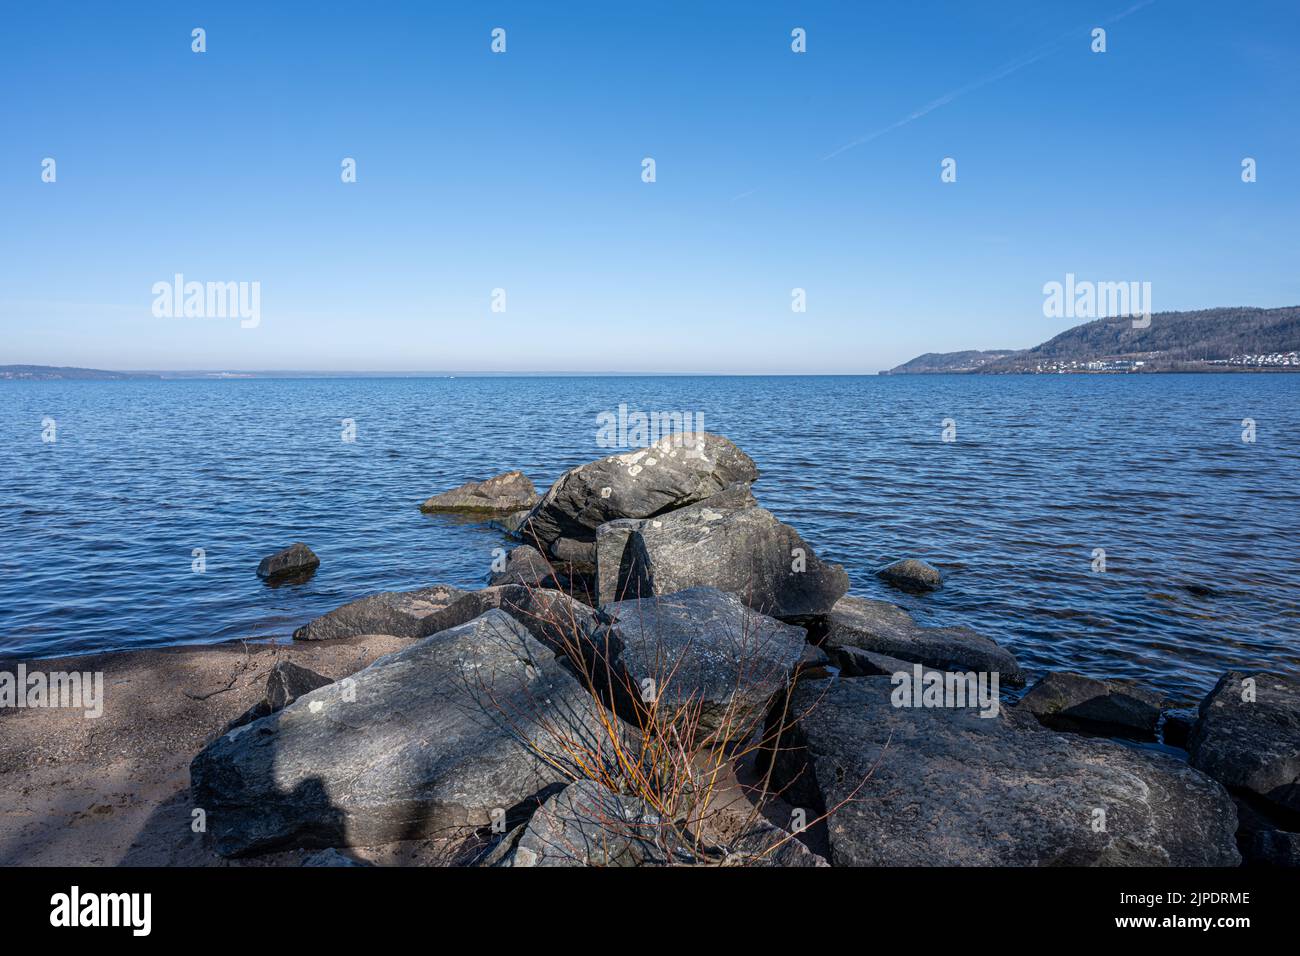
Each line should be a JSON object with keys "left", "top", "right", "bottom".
{"left": 2, "top": 0, "right": 1297, "bottom": 373}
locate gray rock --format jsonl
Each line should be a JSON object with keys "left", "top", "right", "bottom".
{"left": 256, "top": 543, "right": 319, "bottom": 580}
{"left": 544, "top": 536, "right": 599, "bottom": 575}
{"left": 489, "top": 509, "right": 532, "bottom": 538}
{"left": 489, "top": 585, "right": 599, "bottom": 657}
{"left": 873, "top": 561, "right": 946, "bottom": 590}
{"left": 486, "top": 545, "right": 560, "bottom": 588}
{"left": 828, "top": 644, "right": 914, "bottom": 678}
{"left": 420, "top": 470, "right": 539, "bottom": 513}
{"left": 1233, "top": 797, "right": 1300, "bottom": 867}
{"left": 192, "top": 610, "right": 613, "bottom": 856}
{"left": 506, "top": 780, "right": 677, "bottom": 867}
{"left": 772, "top": 676, "right": 1240, "bottom": 866}
{"left": 726, "top": 818, "right": 829, "bottom": 867}
{"left": 292, "top": 584, "right": 481, "bottom": 641}
{"left": 1016, "top": 671, "right": 1163, "bottom": 739}
{"left": 472, "top": 822, "right": 528, "bottom": 867}
{"left": 595, "top": 518, "right": 654, "bottom": 605}
{"left": 798, "top": 644, "right": 831, "bottom": 670}
{"left": 301, "top": 848, "right": 369, "bottom": 867}
{"left": 1188, "top": 671, "right": 1300, "bottom": 816}
{"left": 600, "top": 498, "right": 848, "bottom": 620}
{"left": 520, "top": 433, "right": 759, "bottom": 554}
{"left": 877, "top": 558, "right": 942, "bottom": 592}
{"left": 504, "top": 779, "right": 828, "bottom": 867}
{"left": 227, "top": 660, "right": 333, "bottom": 732}
{"left": 593, "top": 483, "right": 756, "bottom": 605}
{"left": 1243, "top": 829, "right": 1300, "bottom": 867}
{"left": 819, "top": 595, "right": 1023, "bottom": 685}
{"left": 595, "top": 587, "right": 806, "bottom": 744}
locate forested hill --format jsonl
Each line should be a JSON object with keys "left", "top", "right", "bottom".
{"left": 885, "top": 307, "right": 1300, "bottom": 373}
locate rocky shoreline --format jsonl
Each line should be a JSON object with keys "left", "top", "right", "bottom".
{"left": 3, "top": 432, "right": 1297, "bottom": 867}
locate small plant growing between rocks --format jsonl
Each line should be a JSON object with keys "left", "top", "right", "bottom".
{"left": 471, "top": 567, "right": 881, "bottom": 867}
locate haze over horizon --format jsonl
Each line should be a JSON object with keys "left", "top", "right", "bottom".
{"left": 3, "top": 1, "right": 1298, "bottom": 373}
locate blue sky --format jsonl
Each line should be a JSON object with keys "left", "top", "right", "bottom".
{"left": 2, "top": 0, "right": 1297, "bottom": 373}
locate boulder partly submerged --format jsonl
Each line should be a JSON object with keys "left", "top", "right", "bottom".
{"left": 816, "top": 594, "right": 1023, "bottom": 685}
{"left": 519, "top": 433, "right": 759, "bottom": 560}
{"left": 191, "top": 610, "right": 613, "bottom": 857}
{"left": 256, "top": 543, "right": 320, "bottom": 581}
{"left": 593, "top": 587, "right": 806, "bottom": 744}
{"left": 595, "top": 492, "right": 848, "bottom": 620}
{"left": 420, "top": 471, "right": 539, "bottom": 514}
{"left": 877, "top": 558, "right": 942, "bottom": 592}
{"left": 772, "top": 676, "right": 1240, "bottom": 866}
{"left": 1016, "top": 671, "right": 1163, "bottom": 739}
{"left": 292, "top": 584, "right": 482, "bottom": 641}
{"left": 1188, "top": 671, "right": 1300, "bottom": 817}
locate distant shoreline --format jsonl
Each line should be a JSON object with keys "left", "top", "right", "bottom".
{"left": 3, "top": 366, "right": 1298, "bottom": 381}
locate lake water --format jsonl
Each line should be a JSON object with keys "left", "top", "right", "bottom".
{"left": 2, "top": 374, "right": 1297, "bottom": 706}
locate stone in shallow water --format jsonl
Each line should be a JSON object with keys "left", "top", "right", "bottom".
{"left": 420, "top": 470, "right": 539, "bottom": 513}
{"left": 192, "top": 610, "right": 612, "bottom": 856}
{"left": 1016, "top": 671, "right": 1163, "bottom": 739}
{"left": 489, "top": 508, "right": 532, "bottom": 538}
{"left": 770, "top": 675, "right": 1240, "bottom": 866}
{"left": 818, "top": 594, "right": 1023, "bottom": 685}
{"left": 1188, "top": 670, "right": 1300, "bottom": 817}
{"left": 520, "top": 433, "right": 759, "bottom": 553}
{"left": 256, "top": 542, "right": 320, "bottom": 581}
{"left": 876, "top": 558, "right": 943, "bottom": 592}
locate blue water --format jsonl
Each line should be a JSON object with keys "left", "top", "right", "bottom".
{"left": 2, "top": 374, "right": 1297, "bottom": 705}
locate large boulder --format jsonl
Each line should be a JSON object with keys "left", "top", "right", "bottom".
{"left": 772, "top": 676, "right": 1240, "bottom": 866}
{"left": 256, "top": 543, "right": 319, "bottom": 581}
{"left": 1188, "top": 671, "right": 1300, "bottom": 816}
{"left": 817, "top": 595, "right": 1023, "bottom": 685}
{"left": 594, "top": 483, "right": 757, "bottom": 604}
{"left": 520, "top": 433, "right": 759, "bottom": 557}
{"left": 292, "top": 584, "right": 482, "bottom": 641}
{"left": 597, "top": 496, "right": 848, "bottom": 620}
{"left": 593, "top": 587, "right": 805, "bottom": 744}
{"left": 1016, "top": 671, "right": 1163, "bottom": 739}
{"left": 420, "top": 470, "right": 539, "bottom": 513}
{"left": 191, "top": 610, "right": 613, "bottom": 857}
{"left": 876, "top": 558, "right": 942, "bottom": 592}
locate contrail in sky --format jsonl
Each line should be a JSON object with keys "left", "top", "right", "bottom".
{"left": 820, "top": 0, "right": 1158, "bottom": 162}
{"left": 730, "top": 0, "right": 1158, "bottom": 198}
